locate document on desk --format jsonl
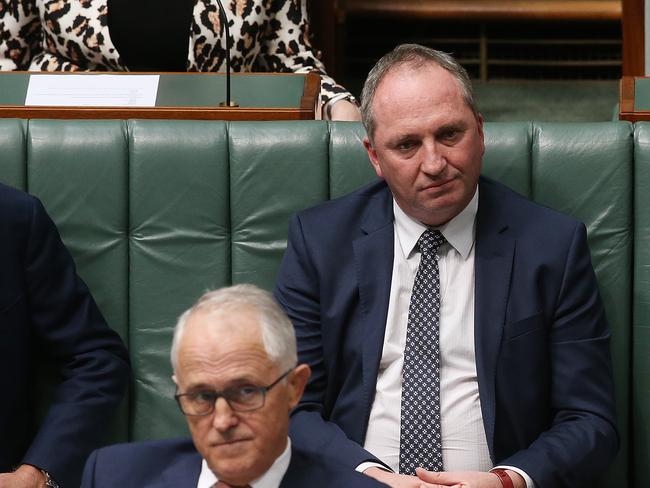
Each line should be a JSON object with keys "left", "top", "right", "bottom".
{"left": 25, "top": 74, "right": 160, "bottom": 106}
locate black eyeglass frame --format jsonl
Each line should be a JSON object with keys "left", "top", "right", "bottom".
{"left": 174, "top": 368, "right": 293, "bottom": 416}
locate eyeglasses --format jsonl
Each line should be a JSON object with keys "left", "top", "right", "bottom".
{"left": 175, "top": 369, "right": 293, "bottom": 416}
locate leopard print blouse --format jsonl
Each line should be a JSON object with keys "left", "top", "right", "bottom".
{"left": 0, "top": 0, "right": 351, "bottom": 109}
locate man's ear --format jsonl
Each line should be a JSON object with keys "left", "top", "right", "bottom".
{"left": 172, "top": 374, "right": 178, "bottom": 388}
{"left": 286, "top": 364, "right": 311, "bottom": 410}
{"left": 476, "top": 112, "right": 485, "bottom": 157}
{"left": 364, "top": 137, "right": 384, "bottom": 179}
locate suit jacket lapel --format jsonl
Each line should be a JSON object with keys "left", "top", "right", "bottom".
{"left": 348, "top": 179, "right": 516, "bottom": 456}
{"left": 281, "top": 446, "right": 309, "bottom": 487}
{"left": 474, "top": 179, "right": 515, "bottom": 459}
{"left": 148, "top": 443, "right": 202, "bottom": 488}
{"left": 353, "top": 185, "right": 394, "bottom": 439}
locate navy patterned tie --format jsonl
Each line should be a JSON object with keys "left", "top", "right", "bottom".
{"left": 399, "top": 229, "right": 446, "bottom": 475}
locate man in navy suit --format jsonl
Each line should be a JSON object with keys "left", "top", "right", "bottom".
{"left": 81, "top": 284, "right": 387, "bottom": 488}
{"left": 274, "top": 45, "right": 618, "bottom": 488}
{"left": 0, "top": 183, "right": 129, "bottom": 488}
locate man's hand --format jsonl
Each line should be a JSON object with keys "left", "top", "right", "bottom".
{"left": 0, "top": 464, "right": 46, "bottom": 488}
{"left": 364, "top": 466, "right": 439, "bottom": 487}
{"left": 415, "top": 468, "right": 526, "bottom": 488}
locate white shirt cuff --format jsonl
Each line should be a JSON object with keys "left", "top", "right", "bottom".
{"left": 356, "top": 461, "right": 393, "bottom": 473}
{"left": 492, "top": 465, "right": 536, "bottom": 488}
{"left": 358, "top": 462, "right": 534, "bottom": 486}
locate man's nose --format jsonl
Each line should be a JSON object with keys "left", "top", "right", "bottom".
{"left": 211, "top": 397, "right": 239, "bottom": 432}
{"left": 420, "top": 142, "right": 446, "bottom": 175}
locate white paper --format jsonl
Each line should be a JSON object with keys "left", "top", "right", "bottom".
{"left": 25, "top": 74, "right": 160, "bottom": 107}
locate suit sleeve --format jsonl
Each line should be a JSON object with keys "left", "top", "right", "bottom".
{"left": 0, "top": 0, "right": 41, "bottom": 70}
{"left": 500, "top": 223, "right": 619, "bottom": 487}
{"left": 20, "top": 197, "right": 130, "bottom": 488}
{"left": 276, "top": 214, "right": 383, "bottom": 470}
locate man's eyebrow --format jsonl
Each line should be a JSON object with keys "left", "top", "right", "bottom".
{"left": 436, "top": 121, "right": 466, "bottom": 133}
{"left": 186, "top": 375, "right": 259, "bottom": 390}
{"left": 388, "top": 132, "right": 418, "bottom": 145}
{"left": 183, "top": 382, "right": 214, "bottom": 391}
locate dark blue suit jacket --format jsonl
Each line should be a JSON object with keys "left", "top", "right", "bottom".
{"left": 275, "top": 177, "right": 618, "bottom": 488}
{"left": 81, "top": 437, "right": 388, "bottom": 487}
{"left": 0, "top": 183, "right": 130, "bottom": 487}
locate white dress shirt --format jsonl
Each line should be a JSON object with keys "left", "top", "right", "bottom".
{"left": 197, "top": 438, "right": 291, "bottom": 488}
{"left": 360, "top": 190, "right": 534, "bottom": 487}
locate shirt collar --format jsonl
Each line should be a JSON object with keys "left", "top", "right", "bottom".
{"left": 394, "top": 188, "right": 478, "bottom": 260}
{"left": 197, "top": 438, "right": 292, "bottom": 488}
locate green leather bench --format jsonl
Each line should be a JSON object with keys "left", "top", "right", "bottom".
{"left": 0, "top": 119, "right": 645, "bottom": 487}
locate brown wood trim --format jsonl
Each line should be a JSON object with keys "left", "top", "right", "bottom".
{"left": 622, "top": 0, "right": 645, "bottom": 75}
{"left": 16, "top": 70, "right": 315, "bottom": 78}
{"left": 345, "top": 0, "right": 622, "bottom": 21}
{"left": 620, "top": 76, "right": 636, "bottom": 115}
{"left": 0, "top": 106, "right": 314, "bottom": 121}
{"left": 300, "top": 71, "right": 321, "bottom": 118}
{"left": 1, "top": 71, "right": 318, "bottom": 120}
{"left": 618, "top": 76, "right": 650, "bottom": 121}
{"left": 620, "top": 111, "right": 650, "bottom": 121}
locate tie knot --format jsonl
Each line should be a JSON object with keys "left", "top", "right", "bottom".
{"left": 418, "top": 229, "right": 445, "bottom": 255}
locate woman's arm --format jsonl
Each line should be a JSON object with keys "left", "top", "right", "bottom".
{"left": 257, "top": 0, "right": 360, "bottom": 120}
{"left": 0, "top": 0, "right": 41, "bottom": 70}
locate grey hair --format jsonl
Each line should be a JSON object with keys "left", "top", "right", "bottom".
{"left": 170, "top": 284, "right": 297, "bottom": 372}
{"left": 360, "top": 43, "right": 478, "bottom": 141}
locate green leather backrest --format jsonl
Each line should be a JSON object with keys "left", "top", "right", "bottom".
{"left": 0, "top": 119, "right": 635, "bottom": 486}
{"left": 634, "top": 122, "right": 650, "bottom": 488}
{"left": 523, "top": 123, "right": 632, "bottom": 488}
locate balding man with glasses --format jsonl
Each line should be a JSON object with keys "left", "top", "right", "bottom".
{"left": 80, "top": 284, "right": 387, "bottom": 488}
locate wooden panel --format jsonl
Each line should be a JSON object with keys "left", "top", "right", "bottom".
{"left": 300, "top": 71, "right": 321, "bottom": 113}
{"left": 309, "top": 0, "right": 338, "bottom": 76}
{"left": 622, "top": 0, "right": 645, "bottom": 75}
{"left": 345, "top": 0, "right": 622, "bottom": 21}
{"left": 0, "top": 106, "right": 315, "bottom": 120}
{"left": 0, "top": 72, "right": 319, "bottom": 120}
{"left": 619, "top": 76, "right": 650, "bottom": 121}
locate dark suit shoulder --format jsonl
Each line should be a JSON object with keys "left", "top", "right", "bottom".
{"left": 0, "top": 182, "right": 33, "bottom": 205}
{"left": 290, "top": 180, "right": 393, "bottom": 253}
{"left": 0, "top": 185, "right": 43, "bottom": 311}
{"left": 0, "top": 183, "right": 40, "bottom": 231}
{"left": 297, "top": 180, "right": 390, "bottom": 225}
{"left": 82, "top": 438, "right": 200, "bottom": 488}
{"left": 282, "top": 446, "right": 388, "bottom": 487}
{"left": 0, "top": 183, "right": 56, "bottom": 267}
{"left": 479, "top": 177, "right": 582, "bottom": 233}
{"left": 93, "top": 437, "right": 196, "bottom": 462}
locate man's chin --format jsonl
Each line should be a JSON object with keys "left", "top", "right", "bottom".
{"left": 413, "top": 199, "right": 463, "bottom": 225}
{"left": 208, "top": 454, "right": 267, "bottom": 486}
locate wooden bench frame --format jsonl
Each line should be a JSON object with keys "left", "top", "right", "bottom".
{"left": 309, "top": 1, "right": 627, "bottom": 79}
{"left": 341, "top": 1, "right": 621, "bottom": 22}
